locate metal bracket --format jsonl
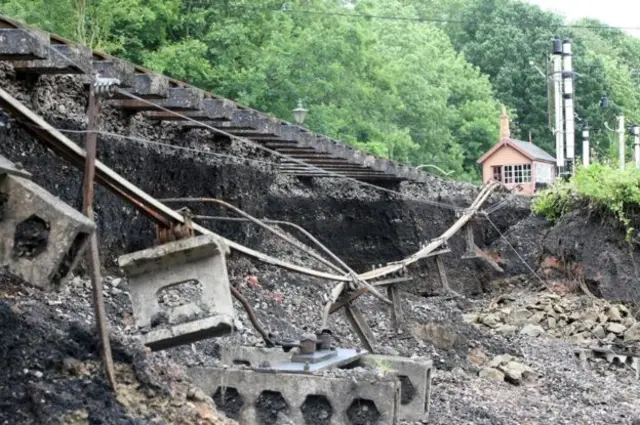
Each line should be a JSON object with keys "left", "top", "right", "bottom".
{"left": 94, "top": 74, "right": 121, "bottom": 97}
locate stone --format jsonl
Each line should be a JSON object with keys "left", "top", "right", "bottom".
{"left": 606, "top": 306, "right": 623, "bottom": 322}
{"left": 411, "top": 322, "right": 460, "bottom": 350}
{"left": 606, "top": 322, "right": 627, "bottom": 335}
{"left": 496, "top": 324, "right": 517, "bottom": 335}
{"left": 546, "top": 317, "right": 557, "bottom": 329}
{"left": 598, "top": 313, "right": 609, "bottom": 324}
{"left": 488, "top": 354, "right": 513, "bottom": 368}
{"left": 500, "top": 307, "right": 513, "bottom": 316}
{"left": 624, "top": 323, "right": 640, "bottom": 343}
{"left": 467, "top": 347, "right": 488, "bottom": 366}
{"left": 500, "top": 361, "right": 534, "bottom": 383}
{"left": 462, "top": 313, "right": 479, "bottom": 324}
{"left": 452, "top": 367, "right": 466, "bottom": 377}
{"left": 569, "top": 333, "right": 589, "bottom": 345}
{"left": 592, "top": 325, "right": 606, "bottom": 339}
{"left": 186, "top": 387, "right": 208, "bottom": 402}
{"left": 581, "top": 310, "right": 600, "bottom": 323}
{"left": 605, "top": 333, "right": 617, "bottom": 342}
{"left": 480, "top": 314, "right": 501, "bottom": 328}
{"left": 505, "top": 308, "right": 532, "bottom": 325}
{"left": 527, "top": 312, "right": 545, "bottom": 325}
{"left": 623, "top": 317, "right": 636, "bottom": 328}
{"left": 479, "top": 367, "right": 505, "bottom": 382}
{"left": 520, "top": 324, "right": 545, "bottom": 337}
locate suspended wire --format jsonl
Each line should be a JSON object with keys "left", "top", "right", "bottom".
{"left": 19, "top": 124, "right": 278, "bottom": 167}
{"left": 180, "top": 2, "right": 640, "bottom": 32}
{"left": 19, "top": 122, "right": 473, "bottom": 214}
{"left": 114, "top": 89, "right": 465, "bottom": 211}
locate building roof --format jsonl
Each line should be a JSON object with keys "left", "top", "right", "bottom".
{"left": 476, "top": 138, "right": 556, "bottom": 164}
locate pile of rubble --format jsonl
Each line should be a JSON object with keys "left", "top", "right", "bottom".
{"left": 463, "top": 291, "right": 640, "bottom": 348}
{"left": 0, "top": 271, "right": 236, "bottom": 425}
{"left": 477, "top": 354, "right": 536, "bottom": 385}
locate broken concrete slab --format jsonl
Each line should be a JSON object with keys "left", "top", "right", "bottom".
{"left": 0, "top": 173, "right": 95, "bottom": 291}
{"left": 189, "top": 366, "right": 400, "bottom": 425}
{"left": 0, "top": 28, "right": 49, "bottom": 61}
{"left": 359, "top": 354, "right": 433, "bottom": 422}
{"left": 13, "top": 42, "right": 92, "bottom": 74}
{"left": 117, "top": 234, "right": 235, "bottom": 350}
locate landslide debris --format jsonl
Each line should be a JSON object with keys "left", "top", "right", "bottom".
{"left": 0, "top": 272, "right": 235, "bottom": 425}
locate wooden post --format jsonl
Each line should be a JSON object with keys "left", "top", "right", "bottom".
{"left": 435, "top": 255, "right": 461, "bottom": 297}
{"left": 387, "top": 284, "right": 404, "bottom": 331}
{"left": 82, "top": 77, "right": 116, "bottom": 391}
{"left": 461, "top": 223, "right": 478, "bottom": 259}
{"left": 344, "top": 304, "right": 377, "bottom": 352}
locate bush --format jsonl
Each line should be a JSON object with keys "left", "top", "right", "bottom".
{"left": 531, "top": 163, "right": 640, "bottom": 240}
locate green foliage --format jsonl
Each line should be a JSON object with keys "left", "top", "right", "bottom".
{"left": 532, "top": 163, "right": 640, "bottom": 240}
{"left": 4, "top": 0, "right": 640, "bottom": 183}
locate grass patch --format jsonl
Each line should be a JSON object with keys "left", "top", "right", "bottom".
{"left": 531, "top": 163, "right": 640, "bottom": 240}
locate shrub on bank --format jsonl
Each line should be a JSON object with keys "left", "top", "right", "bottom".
{"left": 531, "top": 163, "right": 640, "bottom": 240}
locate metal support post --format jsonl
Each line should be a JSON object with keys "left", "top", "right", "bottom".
{"left": 582, "top": 124, "right": 590, "bottom": 167}
{"left": 82, "top": 74, "right": 120, "bottom": 391}
{"left": 618, "top": 115, "right": 626, "bottom": 170}
{"left": 634, "top": 125, "right": 640, "bottom": 168}
{"left": 552, "top": 40, "right": 564, "bottom": 172}
{"left": 562, "top": 39, "right": 575, "bottom": 175}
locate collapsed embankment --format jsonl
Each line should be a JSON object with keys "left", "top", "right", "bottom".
{"left": 0, "top": 66, "right": 531, "bottom": 295}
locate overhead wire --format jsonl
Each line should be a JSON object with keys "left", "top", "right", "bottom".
{"left": 113, "top": 89, "right": 464, "bottom": 211}
{"left": 21, "top": 121, "right": 464, "bottom": 212}
{"left": 19, "top": 124, "right": 278, "bottom": 168}
{"left": 181, "top": 2, "right": 640, "bottom": 32}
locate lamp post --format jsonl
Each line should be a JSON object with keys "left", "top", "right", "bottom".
{"left": 293, "top": 99, "right": 308, "bottom": 126}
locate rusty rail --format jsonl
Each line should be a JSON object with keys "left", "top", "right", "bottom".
{"left": 80, "top": 78, "right": 116, "bottom": 391}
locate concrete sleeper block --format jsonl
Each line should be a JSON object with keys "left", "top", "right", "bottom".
{"left": 117, "top": 234, "right": 235, "bottom": 350}
{"left": 13, "top": 43, "right": 92, "bottom": 74}
{"left": 189, "top": 367, "right": 400, "bottom": 425}
{"left": 0, "top": 28, "right": 49, "bottom": 60}
{"left": 0, "top": 173, "right": 95, "bottom": 291}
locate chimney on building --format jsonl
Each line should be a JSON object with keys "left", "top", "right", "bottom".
{"left": 499, "top": 105, "right": 510, "bottom": 140}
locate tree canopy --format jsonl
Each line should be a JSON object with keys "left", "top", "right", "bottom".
{"left": 2, "top": 0, "right": 640, "bottom": 181}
